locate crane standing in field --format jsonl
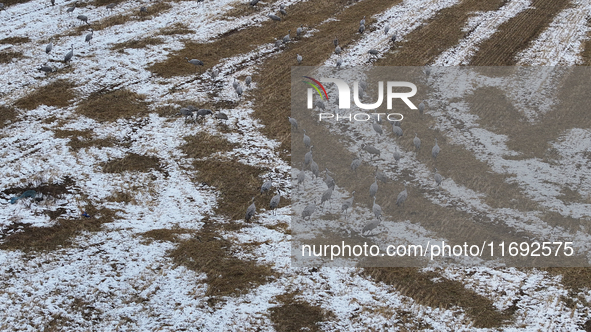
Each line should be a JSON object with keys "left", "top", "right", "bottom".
{"left": 303, "top": 129, "right": 311, "bottom": 148}
{"left": 341, "top": 191, "right": 355, "bottom": 218}
{"left": 245, "top": 197, "right": 256, "bottom": 222}
{"left": 270, "top": 192, "right": 281, "bottom": 215}
{"left": 396, "top": 184, "right": 408, "bottom": 207}
{"left": 432, "top": 138, "right": 440, "bottom": 160}
{"left": 64, "top": 44, "right": 74, "bottom": 65}
{"left": 185, "top": 57, "right": 204, "bottom": 73}
{"left": 85, "top": 29, "right": 93, "bottom": 44}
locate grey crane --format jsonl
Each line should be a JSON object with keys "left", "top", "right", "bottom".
{"left": 249, "top": 0, "right": 259, "bottom": 7}
{"left": 372, "top": 196, "right": 382, "bottom": 220}
{"left": 350, "top": 155, "right": 361, "bottom": 173}
{"left": 77, "top": 14, "right": 88, "bottom": 25}
{"left": 215, "top": 111, "right": 228, "bottom": 121}
{"left": 302, "top": 201, "right": 317, "bottom": 220}
{"left": 310, "top": 159, "right": 319, "bottom": 178}
{"left": 296, "top": 53, "right": 302, "bottom": 64}
{"left": 245, "top": 197, "right": 256, "bottom": 222}
{"left": 413, "top": 133, "right": 421, "bottom": 151}
{"left": 372, "top": 120, "right": 383, "bottom": 136}
{"left": 38, "top": 66, "right": 54, "bottom": 74}
{"left": 333, "top": 36, "right": 338, "bottom": 47}
{"left": 396, "top": 184, "right": 408, "bottom": 207}
{"left": 270, "top": 191, "right": 281, "bottom": 215}
{"left": 363, "top": 197, "right": 382, "bottom": 235}
{"left": 196, "top": 109, "right": 213, "bottom": 118}
{"left": 323, "top": 168, "right": 335, "bottom": 189}
{"left": 361, "top": 143, "right": 380, "bottom": 159}
{"left": 432, "top": 138, "right": 440, "bottom": 159}
{"left": 297, "top": 164, "right": 306, "bottom": 188}
{"left": 268, "top": 14, "right": 281, "bottom": 21}
{"left": 0, "top": 2, "right": 5, "bottom": 10}
{"left": 274, "top": 39, "right": 283, "bottom": 48}
{"left": 341, "top": 191, "right": 355, "bottom": 218}
{"left": 297, "top": 25, "right": 304, "bottom": 37}
{"left": 392, "top": 124, "right": 403, "bottom": 137}
{"left": 362, "top": 217, "right": 381, "bottom": 236}
{"left": 66, "top": 2, "right": 77, "bottom": 15}
{"left": 245, "top": 75, "right": 252, "bottom": 87}
{"left": 106, "top": 2, "right": 116, "bottom": 11}
{"left": 45, "top": 41, "right": 53, "bottom": 55}
{"left": 303, "top": 129, "right": 311, "bottom": 148}
{"left": 288, "top": 116, "right": 298, "bottom": 130}
{"left": 140, "top": 6, "right": 147, "bottom": 14}
{"left": 336, "top": 57, "right": 342, "bottom": 69}
{"left": 304, "top": 145, "right": 313, "bottom": 168}
{"left": 283, "top": 30, "right": 291, "bottom": 43}
{"left": 368, "top": 49, "right": 378, "bottom": 55}
{"left": 232, "top": 78, "right": 239, "bottom": 90}
{"left": 434, "top": 168, "right": 442, "bottom": 186}
{"left": 369, "top": 176, "right": 378, "bottom": 199}
{"left": 393, "top": 148, "right": 401, "bottom": 162}
{"left": 85, "top": 29, "right": 93, "bottom": 44}
{"left": 384, "top": 25, "right": 389, "bottom": 34}
{"left": 186, "top": 57, "right": 204, "bottom": 73}
{"left": 335, "top": 45, "right": 342, "bottom": 55}
{"left": 375, "top": 166, "right": 388, "bottom": 183}
{"left": 360, "top": 15, "right": 366, "bottom": 25}
{"left": 63, "top": 44, "right": 74, "bottom": 64}
{"left": 358, "top": 24, "right": 365, "bottom": 34}
{"left": 236, "top": 84, "right": 243, "bottom": 97}
{"left": 418, "top": 101, "right": 425, "bottom": 114}
{"left": 320, "top": 186, "right": 333, "bottom": 209}
{"left": 279, "top": 4, "right": 287, "bottom": 15}
{"left": 261, "top": 180, "right": 272, "bottom": 194}
{"left": 177, "top": 107, "right": 194, "bottom": 118}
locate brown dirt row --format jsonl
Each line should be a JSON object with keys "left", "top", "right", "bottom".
{"left": 377, "top": 0, "right": 506, "bottom": 66}
{"left": 469, "top": 0, "right": 571, "bottom": 65}
{"left": 362, "top": 267, "right": 515, "bottom": 328}
{"left": 149, "top": 0, "right": 356, "bottom": 78}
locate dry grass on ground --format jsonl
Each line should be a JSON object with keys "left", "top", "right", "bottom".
{"left": 0, "top": 51, "right": 24, "bottom": 64}
{"left": 53, "top": 129, "right": 116, "bottom": 151}
{"left": 363, "top": 267, "right": 514, "bottom": 328}
{"left": 169, "top": 224, "right": 277, "bottom": 299}
{"left": 0, "top": 36, "right": 30, "bottom": 45}
{"left": 77, "top": 88, "right": 150, "bottom": 122}
{"left": 192, "top": 158, "right": 267, "bottom": 219}
{"left": 111, "top": 36, "right": 164, "bottom": 51}
{"left": 0, "top": 106, "right": 18, "bottom": 129}
{"left": 14, "top": 79, "right": 76, "bottom": 110}
{"left": 0, "top": 206, "right": 118, "bottom": 252}
{"left": 101, "top": 153, "right": 162, "bottom": 173}
{"left": 180, "top": 132, "right": 237, "bottom": 159}
{"left": 269, "top": 293, "right": 332, "bottom": 332}
{"left": 62, "top": 2, "right": 173, "bottom": 36}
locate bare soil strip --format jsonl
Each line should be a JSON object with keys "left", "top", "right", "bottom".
{"left": 377, "top": 0, "right": 506, "bottom": 66}
{"left": 469, "top": 0, "right": 571, "bottom": 65}
{"left": 362, "top": 267, "right": 515, "bottom": 328}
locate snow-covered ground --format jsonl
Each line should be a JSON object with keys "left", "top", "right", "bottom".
{"left": 1, "top": 0, "right": 591, "bottom": 330}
